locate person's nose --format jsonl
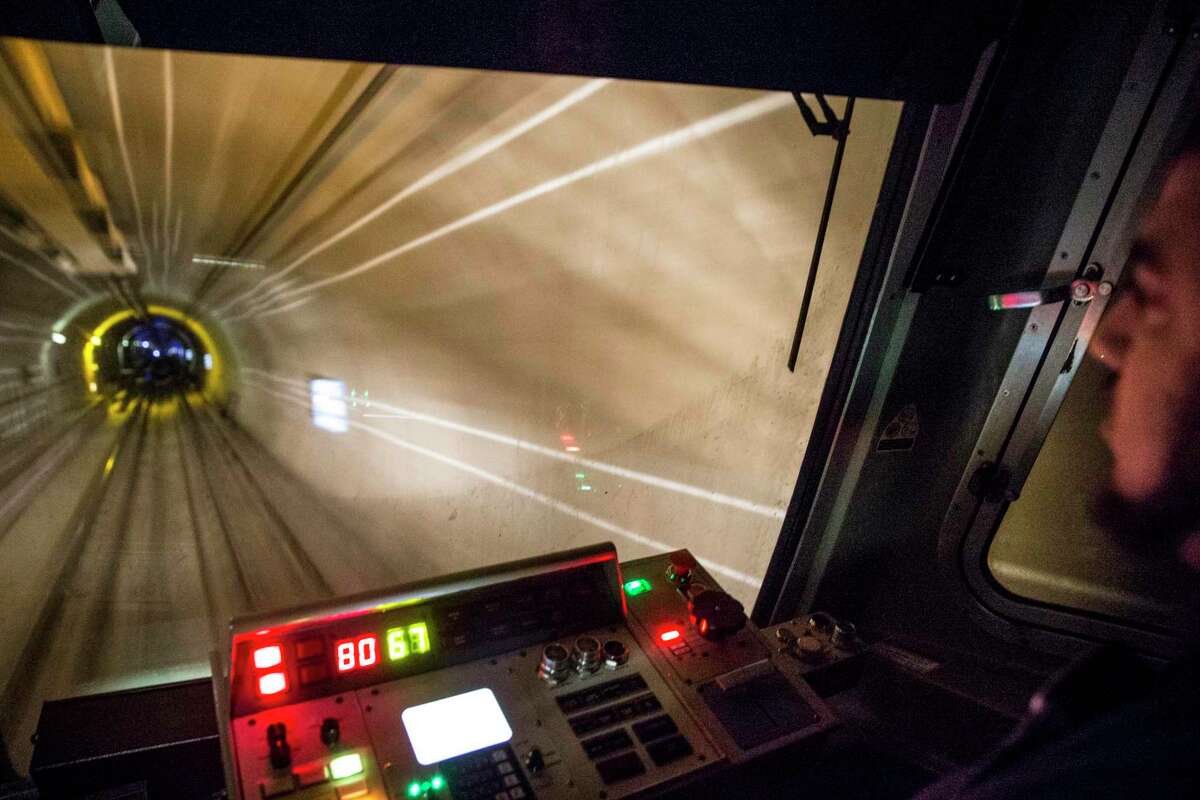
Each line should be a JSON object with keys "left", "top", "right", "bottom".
{"left": 1089, "top": 292, "right": 1135, "bottom": 372}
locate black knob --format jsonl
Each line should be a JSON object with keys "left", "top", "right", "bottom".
{"left": 573, "top": 636, "right": 602, "bottom": 674}
{"left": 602, "top": 639, "right": 629, "bottom": 670}
{"left": 523, "top": 747, "right": 546, "bottom": 774}
{"left": 320, "top": 718, "right": 340, "bottom": 749}
{"left": 688, "top": 590, "right": 746, "bottom": 641}
{"left": 267, "top": 723, "right": 291, "bottom": 770}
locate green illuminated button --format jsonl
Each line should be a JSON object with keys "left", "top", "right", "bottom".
{"left": 407, "top": 782, "right": 421, "bottom": 797}
{"left": 431, "top": 774, "right": 445, "bottom": 791}
{"left": 328, "top": 752, "right": 364, "bottom": 780}
{"left": 623, "top": 578, "right": 652, "bottom": 596}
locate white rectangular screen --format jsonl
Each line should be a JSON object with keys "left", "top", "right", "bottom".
{"left": 401, "top": 688, "right": 513, "bottom": 765}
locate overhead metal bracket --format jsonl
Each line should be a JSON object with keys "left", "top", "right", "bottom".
{"left": 792, "top": 93, "right": 850, "bottom": 140}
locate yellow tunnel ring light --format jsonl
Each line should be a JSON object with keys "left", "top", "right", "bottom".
{"left": 82, "top": 305, "right": 226, "bottom": 402}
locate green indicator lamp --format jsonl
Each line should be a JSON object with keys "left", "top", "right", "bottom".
{"left": 623, "top": 578, "right": 651, "bottom": 596}
{"left": 407, "top": 781, "right": 422, "bottom": 797}
{"left": 431, "top": 775, "right": 445, "bottom": 791}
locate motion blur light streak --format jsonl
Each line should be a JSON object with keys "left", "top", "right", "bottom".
{"left": 225, "top": 293, "right": 313, "bottom": 323}
{"left": 217, "top": 78, "right": 612, "bottom": 315}
{"left": 246, "top": 377, "right": 763, "bottom": 590}
{"left": 103, "top": 47, "right": 150, "bottom": 285}
{"left": 250, "top": 92, "right": 796, "bottom": 313}
{"left": 161, "top": 50, "right": 175, "bottom": 290}
{"left": 245, "top": 368, "right": 787, "bottom": 519}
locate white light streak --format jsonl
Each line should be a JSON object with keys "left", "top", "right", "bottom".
{"left": 252, "top": 92, "right": 794, "bottom": 314}
{"left": 162, "top": 50, "right": 175, "bottom": 289}
{"left": 104, "top": 48, "right": 152, "bottom": 288}
{"left": 247, "top": 377, "right": 761, "bottom": 589}
{"left": 217, "top": 78, "right": 611, "bottom": 315}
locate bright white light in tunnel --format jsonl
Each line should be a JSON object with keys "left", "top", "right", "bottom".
{"left": 90, "top": 335, "right": 102, "bottom": 346}
{"left": 152, "top": 349, "right": 161, "bottom": 357}
{"left": 310, "top": 378, "right": 349, "bottom": 433}
{"left": 141, "top": 341, "right": 150, "bottom": 349}
{"left": 185, "top": 349, "right": 194, "bottom": 360}
{"left": 50, "top": 332, "right": 66, "bottom": 345}
{"left": 88, "top": 381, "right": 97, "bottom": 392}
{"left": 203, "top": 353, "right": 213, "bottom": 370}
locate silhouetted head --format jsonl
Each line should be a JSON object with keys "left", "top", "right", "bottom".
{"left": 1090, "top": 115, "right": 1200, "bottom": 571}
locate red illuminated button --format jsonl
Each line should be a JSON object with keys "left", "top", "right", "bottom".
{"left": 300, "top": 664, "right": 329, "bottom": 687}
{"left": 659, "top": 629, "right": 682, "bottom": 643}
{"left": 259, "top": 672, "right": 288, "bottom": 696}
{"left": 254, "top": 645, "right": 283, "bottom": 669}
{"left": 295, "top": 638, "right": 324, "bottom": 660}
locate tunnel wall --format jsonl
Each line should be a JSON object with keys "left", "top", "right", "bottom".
{"left": 227, "top": 90, "right": 902, "bottom": 607}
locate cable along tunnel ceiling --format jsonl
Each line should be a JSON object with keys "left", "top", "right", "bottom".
{"left": 0, "top": 38, "right": 901, "bottom": 768}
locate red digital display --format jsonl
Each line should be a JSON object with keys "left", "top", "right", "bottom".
{"left": 335, "top": 634, "right": 379, "bottom": 673}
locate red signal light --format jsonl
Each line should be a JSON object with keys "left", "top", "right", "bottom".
{"left": 253, "top": 645, "right": 282, "bottom": 669}
{"left": 258, "top": 671, "right": 288, "bottom": 696}
{"left": 659, "top": 629, "right": 681, "bottom": 643}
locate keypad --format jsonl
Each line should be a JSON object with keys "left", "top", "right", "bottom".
{"left": 438, "top": 745, "right": 535, "bottom": 800}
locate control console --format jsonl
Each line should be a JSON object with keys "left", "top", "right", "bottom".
{"left": 220, "top": 544, "right": 833, "bottom": 800}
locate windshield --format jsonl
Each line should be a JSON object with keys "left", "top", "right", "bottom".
{"left": 0, "top": 38, "right": 901, "bottom": 771}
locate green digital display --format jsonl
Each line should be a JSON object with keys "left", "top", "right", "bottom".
{"left": 387, "top": 622, "right": 432, "bottom": 662}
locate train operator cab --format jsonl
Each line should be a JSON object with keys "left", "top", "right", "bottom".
{"left": 1, "top": 2, "right": 1199, "bottom": 799}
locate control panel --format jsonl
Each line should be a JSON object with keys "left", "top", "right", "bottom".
{"left": 221, "top": 544, "right": 833, "bottom": 800}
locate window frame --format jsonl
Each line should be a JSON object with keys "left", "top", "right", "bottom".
{"left": 940, "top": 9, "right": 1200, "bottom": 659}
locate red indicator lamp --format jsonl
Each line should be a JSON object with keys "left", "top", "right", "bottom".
{"left": 254, "top": 645, "right": 283, "bottom": 669}
{"left": 659, "top": 629, "right": 682, "bottom": 643}
{"left": 259, "top": 671, "right": 288, "bottom": 696}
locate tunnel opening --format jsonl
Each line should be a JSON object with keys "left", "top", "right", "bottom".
{"left": 74, "top": 303, "right": 233, "bottom": 409}
{"left": 97, "top": 314, "right": 208, "bottom": 400}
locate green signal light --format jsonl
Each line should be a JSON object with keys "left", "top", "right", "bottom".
{"left": 624, "top": 578, "right": 652, "bottom": 596}
{"left": 431, "top": 775, "right": 445, "bottom": 791}
{"left": 328, "top": 752, "right": 364, "bottom": 780}
{"left": 407, "top": 781, "right": 422, "bottom": 797}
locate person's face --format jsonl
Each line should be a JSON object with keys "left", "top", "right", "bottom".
{"left": 1090, "top": 153, "right": 1200, "bottom": 564}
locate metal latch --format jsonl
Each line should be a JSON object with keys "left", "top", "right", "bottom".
{"left": 987, "top": 278, "right": 1113, "bottom": 311}
{"left": 987, "top": 263, "right": 1113, "bottom": 311}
